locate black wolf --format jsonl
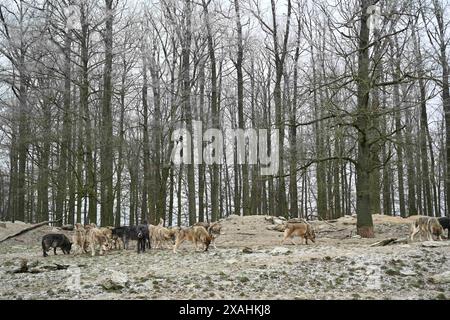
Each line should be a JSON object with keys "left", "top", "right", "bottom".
{"left": 137, "top": 223, "right": 150, "bottom": 253}
{"left": 438, "top": 217, "right": 450, "bottom": 238}
{"left": 112, "top": 225, "right": 150, "bottom": 250}
{"left": 42, "top": 234, "right": 72, "bottom": 257}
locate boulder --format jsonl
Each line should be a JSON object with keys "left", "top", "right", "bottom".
{"left": 273, "top": 218, "right": 285, "bottom": 225}
{"left": 421, "top": 241, "right": 450, "bottom": 248}
{"left": 429, "top": 271, "right": 450, "bottom": 284}
{"left": 399, "top": 270, "right": 417, "bottom": 277}
{"left": 225, "top": 258, "right": 238, "bottom": 265}
{"left": 270, "top": 247, "right": 291, "bottom": 255}
{"left": 101, "top": 275, "right": 128, "bottom": 291}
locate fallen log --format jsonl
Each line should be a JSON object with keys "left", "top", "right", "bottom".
{"left": 0, "top": 219, "right": 62, "bottom": 244}
{"left": 393, "top": 237, "right": 409, "bottom": 245}
{"left": 370, "top": 238, "right": 397, "bottom": 247}
{"left": 236, "top": 232, "right": 257, "bottom": 236}
{"left": 287, "top": 218, "right": 308, "bottom": 224}
{"left": 266, "top": 224, "right": 287, "bottom": 232}
{"left": 318, "top": 228, "right": 347, "bottom": 234}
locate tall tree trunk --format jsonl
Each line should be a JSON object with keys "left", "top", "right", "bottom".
{"left": 405, "top": 106, "right": 417, "bottom": 216}
{"left": 100, "top": 0, "right": 114, "bottom": 227}
{"left": 233, "top": 0, "right": 249, "bottom": 216}
{"left": 169, "top": 167, "right": 174, "bottom": 226}
{"left": 289, "top": 16, "right": 300, "bottom": 218}
{"left": 270, "top": 0, "right": 291, "bottom": 218}
{"left": 250, "top": 59, "right": 260, "bottom": 216}
{"left": 311, "top": 43, "right": 327, "bottom": 219}
{"left": 177, "top": 167, "right": 183, "bottom": 226}
{"left": 431, "top": 0, "right": 450, "bottom": 216}
{"left": 182, "top": 0, "right": 196, "bottom": 225}
{"left": 149, "top": 38, "right": 164, "bottom": 224}
{"left": 390, "top": 37, "right": 406, "bottom": 217}
{"left": 356, "top": 0, "right": 374, "bottom": 237}
{"left": 202, "top": 0, "right": 220, "bottom": 222}
{"left": 198, "top": 61, "right": 206, "bottom": 222}
{"left": 412, "top": 28, "right": 433, "bottom": 216}
{"left": 115, "top": 53, "right": 127, "bottom": 226}
{"left": 37, "top": 87, "right": 51, "bottom": 222}
{"left": 142, "top": 53, "right": 150, "bottom": 224}
{"left": 56, "top": 29, "right": 72, "bottom": 225}
{"left": 79, "top": 5, "right": 96, "bottom": 224}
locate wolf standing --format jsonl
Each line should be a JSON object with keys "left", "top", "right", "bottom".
{"left": 42, "top": 234, "right": 72, "bottom": 257}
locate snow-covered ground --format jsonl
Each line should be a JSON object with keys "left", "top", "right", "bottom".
{"left": 0, "top": 215, "right": 449, "bottom": 300}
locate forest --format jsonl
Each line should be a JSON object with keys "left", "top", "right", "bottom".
{"left": 0, "top": 0, "right": 449, "bottom": 238}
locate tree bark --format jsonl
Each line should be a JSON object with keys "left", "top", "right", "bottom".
{"left": 356, "top": 0, "right": 374, "bottom": 237}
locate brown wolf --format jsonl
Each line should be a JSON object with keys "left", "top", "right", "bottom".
{"left": 87, "top": 226, "right": 110, "bottom": 256}
{"left": 152, "top": 225, "right": 178, "bottom": 249}
{"left": 173, "top": 226, "right": 212, "bottom": 253}
{"left": 72, "top": 223, "right": 87, "bottom": 254}
{"left": 194, "top": 221, "right": 222, "bottom": 249}
{"left": 99, "top": 227, "right": 115, "bottom": 248}
{"left": 280, "top": 222, "right": 316, "bottom": 245}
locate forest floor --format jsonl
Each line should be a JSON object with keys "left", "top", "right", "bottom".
{"left": 0, "top": 214, "right": 450, "bottom": 300}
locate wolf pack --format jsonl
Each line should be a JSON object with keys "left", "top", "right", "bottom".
{"left": 41, "top": 219, "right": 222, "bottom": 257}
{"left": 41, "top": 215, "right": 450, "bottom": 258}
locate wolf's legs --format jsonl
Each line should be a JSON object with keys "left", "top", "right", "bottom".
{"left": 173, "top": 238, "right": 183, "bottom": 253}
{"left": 90, "top": 242, "right": 96, "bottom": 257}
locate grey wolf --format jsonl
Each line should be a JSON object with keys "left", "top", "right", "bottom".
{"left": 410, "top": 216, "right": 444, "bottom": 241}
{"left": 42, "top": 234, "right": 72, "bottom": 257}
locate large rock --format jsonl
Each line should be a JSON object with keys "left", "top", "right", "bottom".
{"left": 266, "top": 224, "right": 286, "bottom": 232}
{"left": 399, "top": 269, "right": 417, "bottom": 277}
{"left": 421, "top": 241, "right": 450, "bottom": 248}
{"left": 100, "top": 270, "right": 129, "bottom": 291}
{"left": 101, "top": 277, "right": 128, "bottom": 291}
{"left": 273, "top": 218, "right": 285, "bottom": 225}
{"left": 429, "top": 271, "right": 450, "bottom": 284}
{"left": 225, "top": 258, "right": 238, "bottom": 265}
{"left": 270, "top": 247, "right": 291, "bottom": 255}
{"left": 225, "top": 214, "right": 240, "bottom": 221}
